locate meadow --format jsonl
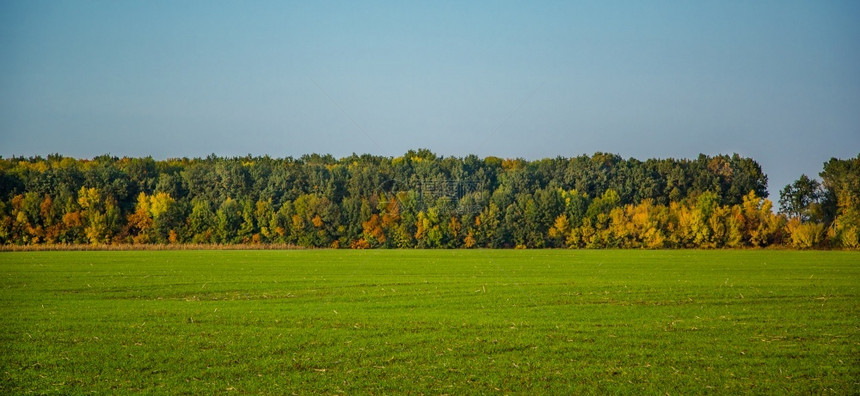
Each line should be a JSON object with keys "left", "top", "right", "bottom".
{"left": 0, "top": 250, "right": 857, "bottom": 394}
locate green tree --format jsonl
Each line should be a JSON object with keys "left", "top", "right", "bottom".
{"left": 188, "top": 200, "right": 216, "bottom": 243}
{"left": 820, "top": 155, "right": 860, "bottom": 248}
{"left": 216, "top": 198, "right": 242, "bottom": 244}
{"left": 779, "top": 175, "right": 823, "bottom": 222}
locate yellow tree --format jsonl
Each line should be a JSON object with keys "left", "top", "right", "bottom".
{"left": 77, "top": 187, "right": 109, "bottom": 244}
{"left": 740, "top": 191, "right": 784, "bottom": 247}
{"left": 830, "top": 209, "right": 859, "bottom": 248}
{"left": 548, "top": 214, "right": 570, "bottom": 247}
{"left": 642, "top": 204, "right": 668, "bottom": 249}
{"left": 707, "top": 205, "right": 732, "bottom": 248}
{"left": 149, "top": 192, "right": 174, "bottom": 219}
{"left": 40, "top": 194, "right": 63, "bottom": 243}
{"left": 786, "top": 217, "right": 824, "bottom": 249}
{"left": 463, "top": 230, "right": 477, "bottom": 248}
{"left": 624, "top": 200, "right": 666, "bottom": 249}
{"left": 667, "top": 201, "right": 695, "bottom": 248}
{"left": 148, "top": 192, "right": 177, "bottom": 243}
{"left": 414, "top": 208, "right": 443, "bottom": 248}
{"left": 126, "top": 192, "right": 154, "bottom": 244}
{"left": 475, "top": 203, "right": 501, "bottom": 248}
{"left": 255, "top": 200, "right": 274, "bottom": 242}
{"left": 691, "top": 192, "right": 719, "bottom": 247}
{"left": 10, "top": 194, "right": 34, "bottom": 244}
{"left": 608, "top": 207, "right": 631, "bottom": 247}
{"left": 414, "top": 211, "right": 429, "bottom": 246}
{"left": 726, "top": 206, "right": 745, "bottom": 248}
{"left": 447, "top": 216, "right": 462, "bottom": 248}
{"left": 361, "top": 214, "right": 385, "bottom": 246}
{"left": 379, "top": 193, "right": 402, "bottom": 247}
{"left": 570, "top": 217, "right": 597, "bottom": 248}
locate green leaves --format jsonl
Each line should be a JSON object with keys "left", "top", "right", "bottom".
{"left": 0, "top": 152, "right": 857, "bottom": 248}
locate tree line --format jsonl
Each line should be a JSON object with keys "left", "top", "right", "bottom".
{"left": 0, "top": 150, "right": 857, "bottom": 249}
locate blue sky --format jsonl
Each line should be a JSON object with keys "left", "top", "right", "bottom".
{"left": 1, "top": 0, "right": 858, "bottom": 198}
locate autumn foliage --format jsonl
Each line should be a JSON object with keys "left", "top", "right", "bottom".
{"left": 0, "top": 151, "right": 856, "bottom": 249}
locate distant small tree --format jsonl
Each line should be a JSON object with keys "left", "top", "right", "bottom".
{"left": 216, "top": 198, "right": 242, "bottom": 244}
{"left": 779, "top": 175, "right": 823, "bottom": 222}
{"left": 188, "top": 200, "right": 216, "bottom": 243}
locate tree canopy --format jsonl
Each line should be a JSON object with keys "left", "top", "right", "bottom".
{"left": 0, "top": 151, "right": 856, "bottom": 249}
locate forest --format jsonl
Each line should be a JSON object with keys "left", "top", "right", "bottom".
{"left": 0, "top": 150, "right": 857, "bottom": 249}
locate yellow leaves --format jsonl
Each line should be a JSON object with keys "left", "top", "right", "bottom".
{"left": 566, "top": 227, "right": 582, "bottom": 248}
{"left": 501, "top": 158, "right": 524, "bottom": 171}
{"left": 576, "top": 217, "right": 597, "bottom": 248}
{"left": 786, "top": 217, "right": 824, "bottom": 249}
{"left": 414, "top": 222, "right": 426, "bottom": 241}
{"left": 126, "top": 192, "right": 174, "bottom": 240}
{"left": 77, "top": 187, "right": 100, "bottom": 210}
{"left": 707, "top": 205, "right": 731, "bottom": 247}
{"left": 464, "top": 231, "right": 476, "bottom": 248}
{"left": 83, "top": 211, "right": 107, "bottom": 244}
{"left": 838, "top": 226, "right": 860, "bottom": 249}
{"left": 549, "top": 214, "right": 570, "bottom": 239}
{"left": 291, "top": 214, "right": 304, "bottom": 229}
{"left": 39, "top": 195, "right": 54, "bottom": 223}
{"left": 622, "top": 200, "right": 667, "bottom": 249}
{"left": 631, "top": 210, "right": 648, "bottom": 228}
{"left": 608, "top": 207, "right": 628, "bottom": 241}
{"left": 350, "top": 238, "right": 370, "bottom": 249}
{"left": 741, "top": 191, "right": 766, "bottom": 220}
{"left": 63, "top": 211, "right": 83, "bottom": 228}
{"left": 135, "top": 192, "right": 151, "bottom": 214}
{"left": 126, "top": 207, "right": 153, "bottom": 243}
{"left": 644, "top": 228, "right": 666, "bottom": 249}
{"left": 414, "top": 211, "right": 428, "bottom": 241}
{"left": 559, "top": 191, "right": 788, "bottom": 249}
{"left": 17, "top": 160, "right": 49, "bottom": 173}
{"left": 380, "top": 194, "right": 401, "bottom": 228}
{"left": 831, "top": 207, "right": 860, "bottom": 249}
{"left": 9, "top": 194, "right": 24, "bottom": 211}
{"left": 448, "top": 216, "right": 461, "bottom": 239}
{"left": 255, "top": 200, "right": 273, "bottom": 223}
{"left": 311, "top": 214, "right": 324, "bottom": 228}
{"left": 148, "top": 192, "right": 174, "bottom": 219}
{"left": 675, "top": 204, "right": 696, "bottom": 246}
{"left": 362, "top": 214, "right": 385, "bottom": 243}
{"left": 738, "top": 191, "right": 783, "bottom": 247}
{"left": 578, "top": 200, "right": 666, "bottom": 248}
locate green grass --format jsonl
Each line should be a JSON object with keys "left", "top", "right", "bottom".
{"left": 0, "top": 250, "right": 857, "bottom": 394}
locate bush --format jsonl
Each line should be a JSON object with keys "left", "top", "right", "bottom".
{"left": 787, "top": 219, "right": 823, "bottom": 249}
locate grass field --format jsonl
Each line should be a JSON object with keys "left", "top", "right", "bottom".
{"left": 0, "top": 250, "right": 857, "bottom": 394}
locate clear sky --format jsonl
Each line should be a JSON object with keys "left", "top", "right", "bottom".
{"left": 1, "top": 0, "right": 858, "bottom": 198}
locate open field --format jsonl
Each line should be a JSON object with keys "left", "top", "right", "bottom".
{"left": 1, "top": 250, "right": 857, "bottom": 394}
